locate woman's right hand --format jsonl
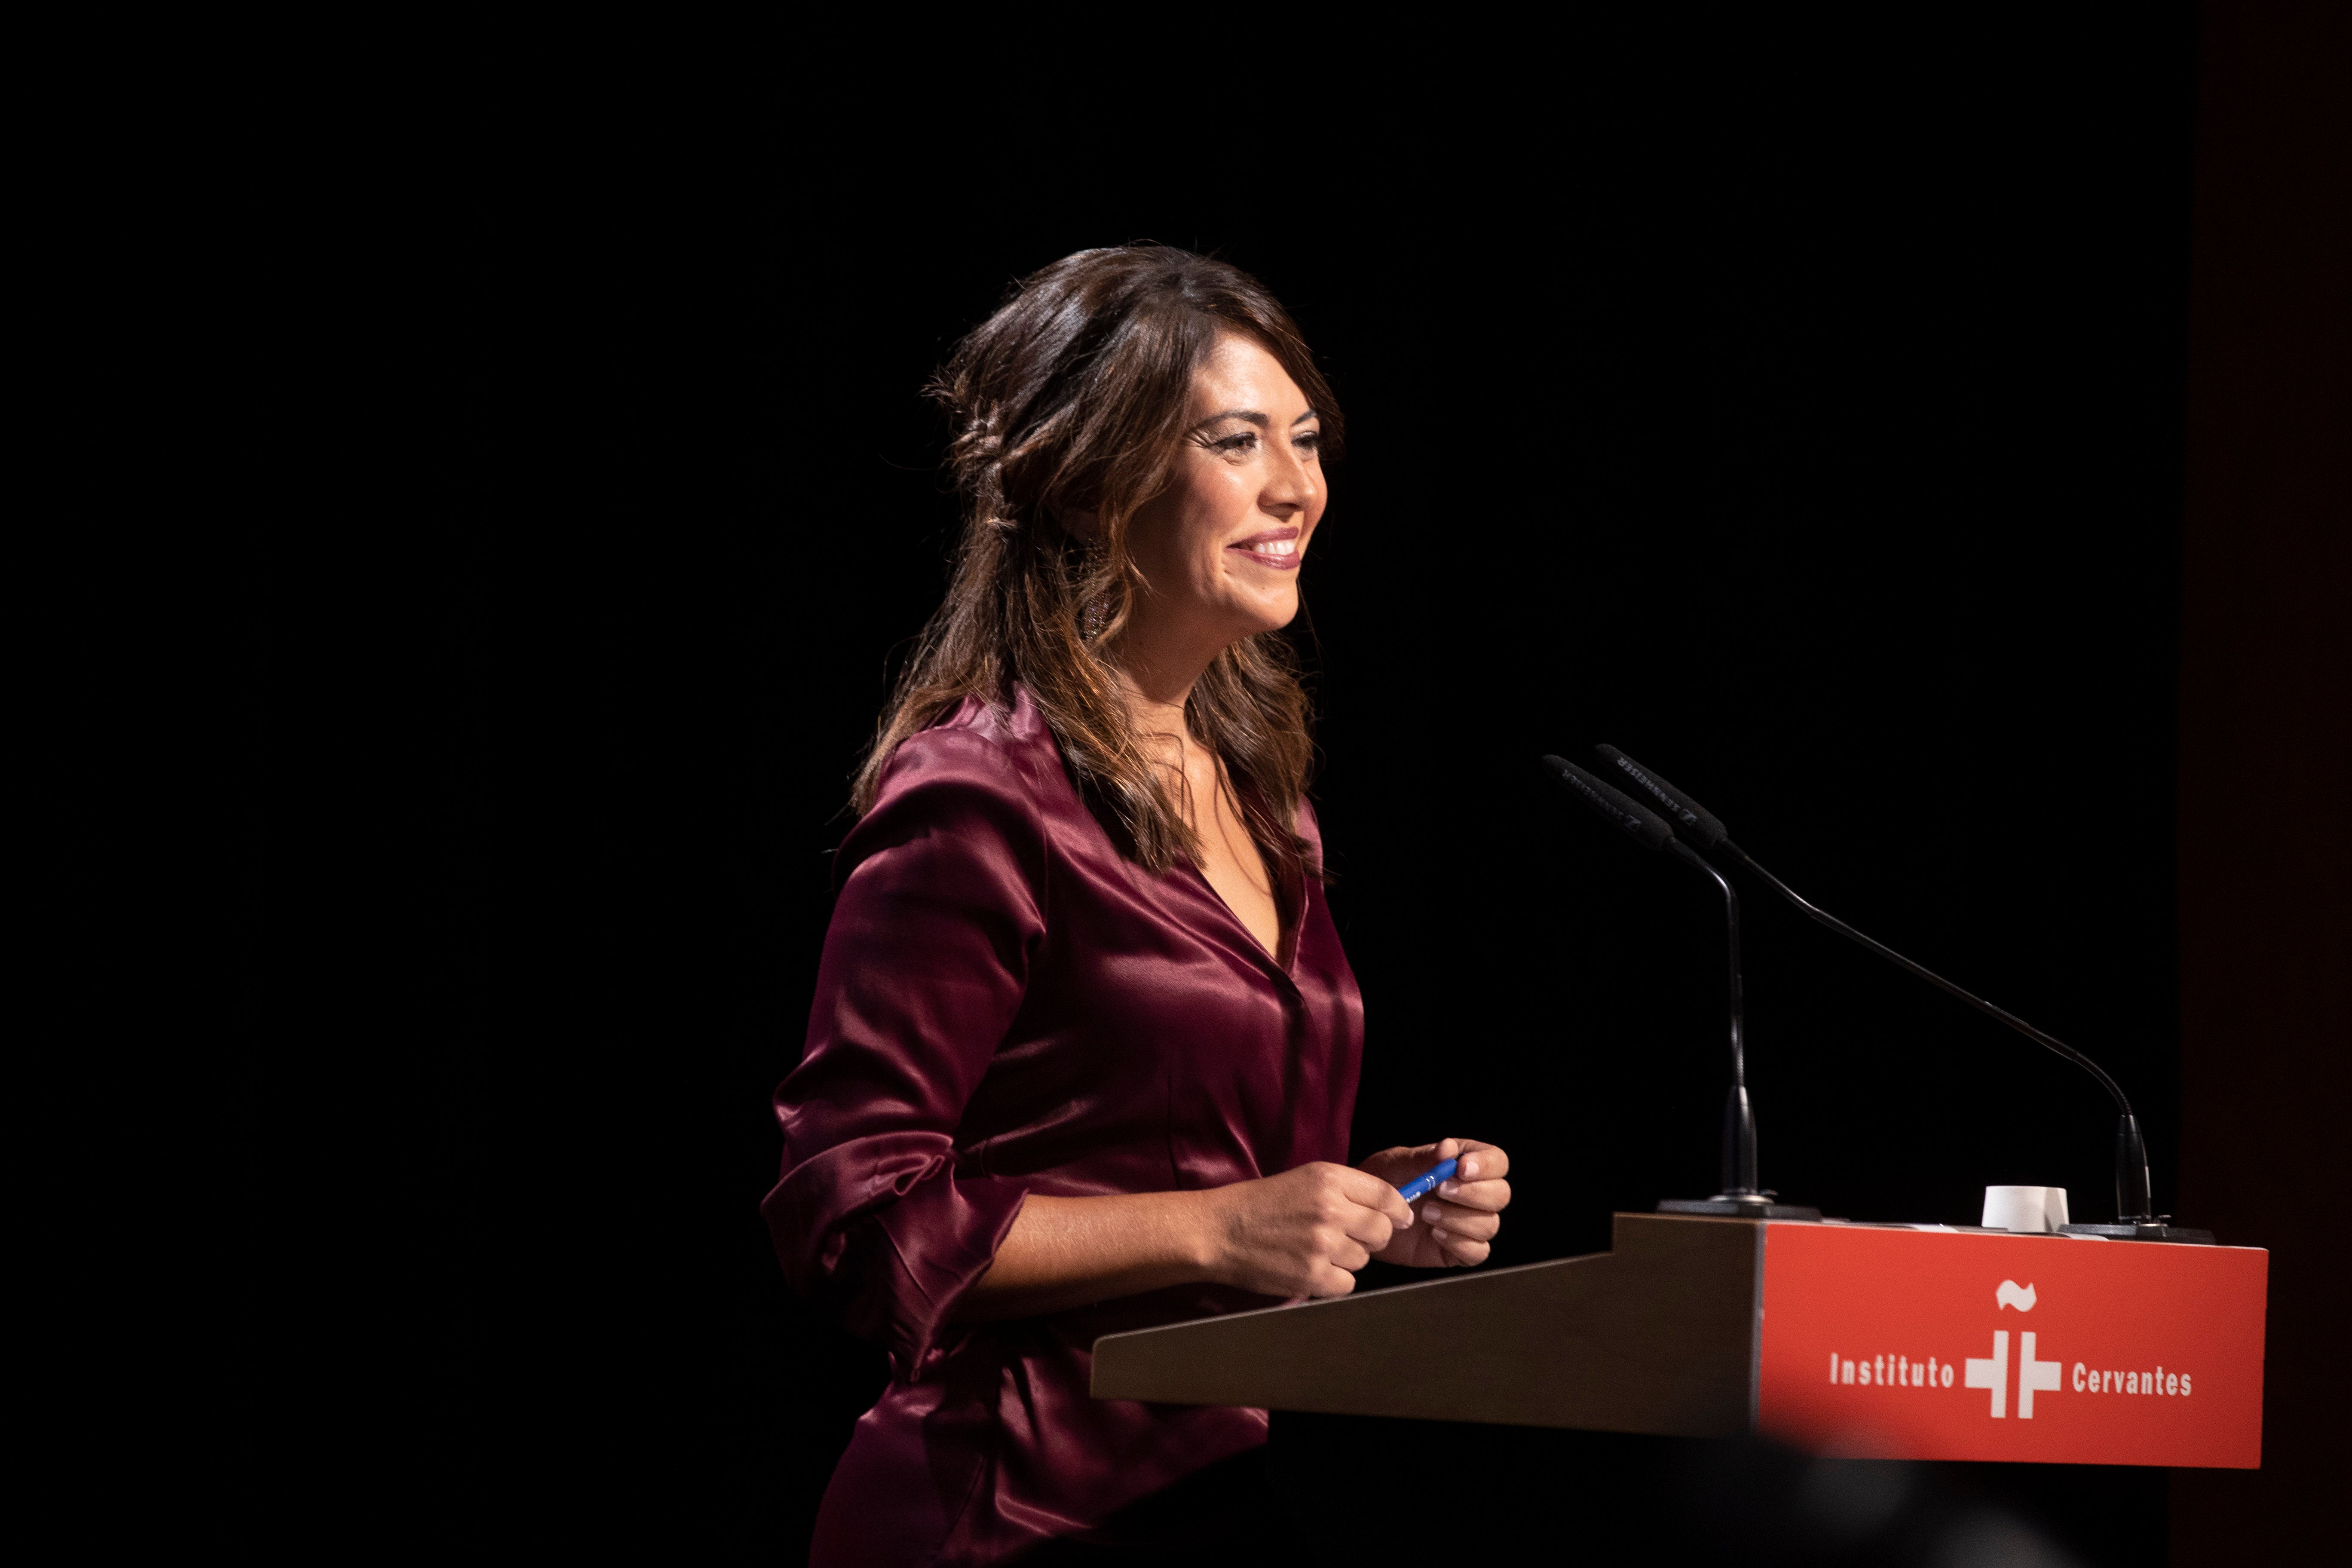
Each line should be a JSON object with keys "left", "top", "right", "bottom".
{"left": 1197, "top": 1162, "right": 1417, "bottom": 1298}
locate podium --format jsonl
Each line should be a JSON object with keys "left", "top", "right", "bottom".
{"left": 1092, "top": 1213, "right": 2267, "bottom": 1468}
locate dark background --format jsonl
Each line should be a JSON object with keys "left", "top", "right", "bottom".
{"left": 479, "top": 4, "right": 2346, "bottom": 1560}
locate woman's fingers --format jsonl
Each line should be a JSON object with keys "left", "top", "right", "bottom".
{"left": 1204, "top": 1152, "right": 1515, "bottom": 1292}
{"left": 1339, "top": 1210, "right": 1396, "bottom": 1254}
{"left": 1308, "top": 1262, "right": 1360, "bottom": 1296}
{"left": 1439, "top": 1139, "right": 1512, "bottom": 1219}
{"left": 1436, "top": 1177, "right": 1513, "bottom": 1214}
{"left": 1321, "top": 1164, "right": 1410, "bottom": 1257}
{"left": 1424, "top": 1142, "right": 1510, "bottom": 1267}
{"left": 1416, "top": 1202, "right": 1494, "bottom": 1265}
{"left": 1449, "top": 1140, "right": 1510, "bottom": 1183}
{"left": 1337, "top": 1165, "right": 1415, "bottom": 1232}
{"left": 1433, "top": 1234, "right": 1491, "bottom": 1266}
{"left": 1416, "top": 1199, "right": 1501, "bottom": 1243}
{"left": 1217, "top": 1162, "right": 1437, "bottom": 1295}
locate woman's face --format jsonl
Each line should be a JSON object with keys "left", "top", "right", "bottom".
{"left": 1121, "top": 334, "right": 1326, "bottom": 655}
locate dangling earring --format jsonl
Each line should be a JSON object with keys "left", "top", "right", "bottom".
{"left": 1081, "top": 597, "right": 1109, "bottom": 640}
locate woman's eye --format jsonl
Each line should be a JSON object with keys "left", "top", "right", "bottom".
{"left": 1212, "top": 432, "right": 1257, "bottom": 454}
{"left": 1295, "top": 432, "right": 1321, "bottom": 455}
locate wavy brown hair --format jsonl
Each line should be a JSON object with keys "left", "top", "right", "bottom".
{"left": 854, "top": 245, "right": 1343, "bottom": 890}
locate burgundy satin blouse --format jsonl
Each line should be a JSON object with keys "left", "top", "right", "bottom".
{"left": 764, "top": 688, "right": 1363, "bottom": 1565}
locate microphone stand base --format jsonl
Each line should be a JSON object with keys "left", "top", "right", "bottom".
{"left": 1659, "top": 1197, "right": 1824, "bottom": 1221}
{"left": 2058, "top": 1221, "right": 2217, "bottom": 1245}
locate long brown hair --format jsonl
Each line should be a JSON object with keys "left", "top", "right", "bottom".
{"left": 854, "top": 245, "right": 1344, "bottom": 888}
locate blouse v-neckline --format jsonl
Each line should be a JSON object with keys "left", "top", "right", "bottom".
{"left": 1181, "top": 753, "right": 1292, "bottom": 974}
{"left": 1180, "top": 858, "right": 1297, "bottom": 978}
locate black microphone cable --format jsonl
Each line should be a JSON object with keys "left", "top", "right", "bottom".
{"left": 1540, "top": 755, "right": 1783, "bottom": 1211}
{"left": 1596, "top": 744, "right": 2189, "bottom": 1236}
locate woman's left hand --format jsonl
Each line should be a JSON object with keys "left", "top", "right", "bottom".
{"left": 1358, "top": 1138, "right": 1511, "bottom": 1268}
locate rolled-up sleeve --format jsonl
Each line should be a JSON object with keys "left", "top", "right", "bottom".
{"left": 762, "top": 729, "right": 1047, "bottom": 1378}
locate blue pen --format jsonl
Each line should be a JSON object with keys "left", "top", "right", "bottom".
{"left": 1396, "top": 1157, "right": 1458, "bottom": 1204}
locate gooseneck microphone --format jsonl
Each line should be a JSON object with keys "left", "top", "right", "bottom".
{"left": 1539, "top": 756, "right": 1814, "bottom": 1219}
{"left": 1595, "top": 745, "right": 2202, "bottom": 1241}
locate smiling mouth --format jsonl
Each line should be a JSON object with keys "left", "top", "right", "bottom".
{"left": 1229, "top": 530, "right": 1301, "bottom": 570}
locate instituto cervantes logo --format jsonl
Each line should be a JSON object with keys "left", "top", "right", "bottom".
{"left": 1962, "top": 1280, "right": 2060, "bottom": 1417}
{"left": 1826, "top": 1279, "right": 2198, "bottom": 1418}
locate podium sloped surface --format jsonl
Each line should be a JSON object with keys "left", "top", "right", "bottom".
{"left": 1091, "top": 1214, "right": 1762, "bottom": 1435}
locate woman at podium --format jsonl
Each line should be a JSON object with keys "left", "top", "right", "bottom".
{"left": 763, "top": 245, "right": 1513, "bottom": 1564}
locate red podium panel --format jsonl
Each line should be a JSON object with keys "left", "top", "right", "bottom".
{"left": 1758, "top": 1223, "right": 2266, "bottom": 1467}
{"left": 1090, "top": 1213, "right": 2268, "bottom": 1468}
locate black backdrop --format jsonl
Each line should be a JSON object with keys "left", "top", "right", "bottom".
{"left": 489, "top": 12, "right": 2206, "bottom": 1560}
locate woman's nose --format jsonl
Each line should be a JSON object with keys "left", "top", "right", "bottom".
{"left": 1262, "top": 443, "right": 1317, "bottom": 514}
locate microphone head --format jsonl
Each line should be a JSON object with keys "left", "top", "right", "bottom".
{"left": 1596, "top": 745, "right": 1730, "bottom": 849}
{"left": 1540, "top": 755, "right": 1678, "bottom": 851}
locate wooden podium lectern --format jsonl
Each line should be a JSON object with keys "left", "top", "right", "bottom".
{"left": 1092, "top": 1213, "right": 2267, "bottom": 1468}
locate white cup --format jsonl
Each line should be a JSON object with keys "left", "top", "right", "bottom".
{"left": 1982, "top": 1185, "right": 2071, "bottom": 1232}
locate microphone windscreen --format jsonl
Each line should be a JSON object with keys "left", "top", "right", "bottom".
{"left": 1540, "top": 755, "right": 1677, "bottom": 851}
{"left": 1596, "top": 745, "right": 1729, "bottom": 848}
